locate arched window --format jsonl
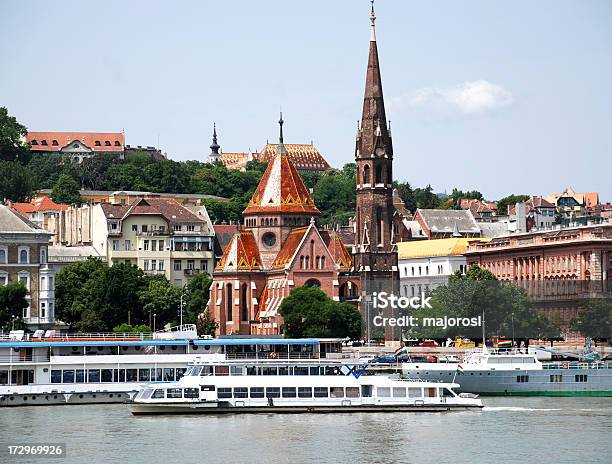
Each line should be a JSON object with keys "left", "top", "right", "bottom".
{"left": 304, "top": 279, "right": 321, "bottom": 288}
{"left": 363, "top": 165, "right": 370, "bottom": 184}
{"left": 241, "top": 284, "right": 248, "bottom": 322}
{"left": 0, "top": 248, "right": 6, "bottom": 264}
{"left": 226, "top": 284, "right": 233, "bottom": 321}
{"left": 376, "top": 207, "right": 383, "bottom": 245}
{"left": 19, "top": 247, "right": 29, "bottom": 264}
{"left": 320, "top": 256, "right": 325, "bottom": 269}
{"left": 375, "top": 164, "right": 382, "bottom": 184}
{"left": 40, "top": 247, "right": 47, "bottom": 264}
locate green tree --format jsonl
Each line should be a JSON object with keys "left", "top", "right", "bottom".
{"left": 571, "top": 299, "right": 612, "bottom": 341}
{"left": 0, "top": 283, "right": 29, "bottom": 330}
{"left": 183, "top": 273, "right": 213, "bottom": 324}
{"left": 0, "top": 160, "right": 33, "bottom": 202}
{"left": 496, "top": 194, "right": 530, "bottom": 216}
{"left": 139, "top": 276, "right": 182, "bottom": 329}
{"left": 279, "top": 286, "right": 361, "bottom": 339}
{"left": 113, "top": 323, "right": 151, "bottom": 334}
{"left": 78, "top": 153, "right": 118, "bottom": 190}
{"left": 51, "top": 174, "right": 83, "bottom": 205}
{"left": 0, "top": 106, "right": 30, "bottom": 164}
{"left": 312, "top": 168, "right": 355, "bottom": 227}
{"left": 196, "top": 309, "right": 218, "bottom": 337}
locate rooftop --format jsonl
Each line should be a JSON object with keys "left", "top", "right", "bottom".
{"left": 26, "top": 132, "right": 125, "bottom": 152}
{"left": 398, "top": 237, "right": 491, "bottom": 259}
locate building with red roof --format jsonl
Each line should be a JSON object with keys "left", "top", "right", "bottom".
{"left": 25, "top": 131, "right": 125, "bottom": 163}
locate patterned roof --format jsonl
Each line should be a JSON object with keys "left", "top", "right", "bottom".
{"left": 219, "top": 152, "right": 253, "bottom": 171}
{"left": 215, "top": 229, "right": 263, "bottom": 272}
{"left": 258, "top": 143, "right": 330, "bottom": 171}
{"left": 11, "top": 195, "right": 69, "bottom": 214}
{"left": 271, "top": 227, "right": 309, "bottom": 269}
{"left": 26, "top": 132, "right": 124, "bottom": 152}
{"left": 243, "top": 154, "right": 320, "bottom": 215}
{"left": 320, "top": 230, "right": 353, "bottom": 271}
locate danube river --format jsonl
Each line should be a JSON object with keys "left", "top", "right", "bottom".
{"left": 1, "top": 398, "right": 610, "bottom": 464}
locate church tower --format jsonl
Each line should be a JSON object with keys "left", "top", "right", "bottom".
{"left": 208, "top": 123, "right": 221, "bottom": 163}
{"left": 354, "top": 4, "right": 398, "bottom": 294}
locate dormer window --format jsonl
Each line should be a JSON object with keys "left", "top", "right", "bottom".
{"left": 95, "top": 140, "right": 101, "bottom": 146}
{"left": 31, "top": 140, "right": 38, "bottom": 145}
{"left": 105, "top": 141, "right": 111, "bottom": 146}
{"left": 52, "top": 140, "right": 58, "bottom": 146}
{"left": 114, "top": 141, "right": 121, "bottom": 146}
{"left": 41, "top": 140, "right": 48, "bottom": 146}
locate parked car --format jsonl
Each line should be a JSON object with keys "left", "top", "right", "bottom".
{"left": 418, "top": 340, "right": 440, "bottom": 347}
{"left": 369, "top": 355, "right": 397, "bottom": 364}
{"left": 397, "top": 354, "right": 438, "bottom": 363}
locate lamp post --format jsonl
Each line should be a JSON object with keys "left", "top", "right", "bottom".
{"left": 12, "top": 315, "right": 16, "bottom": 331}
{"left": 153, "top": 313, "right": 157, "bottom": 333}
{"left": 179, "top": 284, "right": 187, "bottom": 327}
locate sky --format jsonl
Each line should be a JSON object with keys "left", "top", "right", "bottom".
{"left": 1, "top": 0, "right": 611, "bottom": 201}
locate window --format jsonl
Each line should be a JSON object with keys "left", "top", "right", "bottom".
{"left": 131, "top": 224, "right": 137, "bottom": 232}
{"left": 200, "top": 260, "right": 208, "bottom": 271}
{"left": 408, "top": 388, "right": 422, "bottom": 398}
{"left": 346, "top": 387, "right": 359, "bottom": 398}
{"left": 152, "top": 389, "right": 165, "bottom": 399}
{"left": 517, "top": 375, "right": 529, "bottom": 383}
{"left": 112, "top": 240, "right": 119, "bottom": 251}
{"left": 31, "top": 140, "right": 38, "bottom": 145}
{"left": 330, "top": 387, "right": 344, "bottom": 398}
{"left": 226, "top": 284, "right": 233, "bottom": 321}
{"left": 187, "top": 225, "right": 195, "bottom": 232}
{"left": 187, "top": 260, "right": 195, "bottom": 270}
{"left": 51, "top": 370, "right": 61, "bottom": 383}
{"left": 298, "top": 387, "right": 312, "bottom": 398}
{"left": 138, "top": 369, "right": 150, "bottom": 381}
{"left": 184, "top": 388, "right": 199, "bottom": 398}
{"left": 241, "top": 284, "right": 248, "bottom": 322}
{"left": 151, "top": 241, "right": 157, "bottom": 251}
{"left": 125, "top": 240, "right": 131, "bottom": 251}
{"left": 250, "top": 387, "right": 264, "bottom": 398}
{"left": 40, "top": 248, "right": 47, "bottom": 264}
{"left": 143, "top": 240, "right": 149, "bottom": 251}
{"left": 550, "top": 375, "right": 563, "bottom": 383}
{"left": 363, "top": 165, "right": 370, "bottom": 184}
{"left": 266, "top": 387, "right": 280, "bottom": 398}
{"left": 159, "top": 240, "right": 165, "bottom": 250}
{"left": 233, "top": 387, "right": 248, "bottom": 398}
{"left": 87, "top": 370, "right": 100, "bottom": 382}
{"left": 163, "top": 368, "right": 175, "bottom": 381}
{"left": 393, "top": 387, "right": 406, "bottom": 397}
{"left": 19, "top": 247, "right": 29, "bottom": 264}
{"left": 313, "top": 387, "right": 328, "bottom": 398}
{"left": 159, "top": 260, "right": 165, "bottom": 271}
{"left": 142, "top": 225, "right": 148, "bottom": 233}
{"left": 282, "top": 387, "right": 297, "bottom": 398}
{"left": 95, "top": 140, "right": 101, "bottom": 146}
{"left": 0, "top": 248, "right": 6, "bottom": 264}
{"left": 174, "top": 224, "right": 182, "bottom": 231}
{"left": 40, "top": 302, "right": 46, "bottom": 318}
{"left": 174, "top": 261, "right": 182, "bottom": 271}
{"left": 377, "top": 387, "right": 391, "bottom": 397}
{"left": 62, "top": 370, "right": 75, "bottom": 383}
{"left": 104, "top": 140, "right": 111, "bottom": 146}
{"left": 114, "top": 141, "right": 121, "bottom": 147}
{"left": 143, "top": 260, "right": 149, "bottom": 271}
{"left": 167, "top": 388, "right": 182, "bottom": 399}
{"left": 41, "top": 140, "right": 48, "bottom": 146}
{"left": 575, "top": 375, "right": 588, "bottom": 382}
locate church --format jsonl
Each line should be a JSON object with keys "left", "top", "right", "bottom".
{"left": 209, "top": 4, "right": 398, "bottom": 336}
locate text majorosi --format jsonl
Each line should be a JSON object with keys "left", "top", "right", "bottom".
{"left": 372, "top": 291, "right": 432, "bottom": 310}
{"left": 372, "top": 315, "right": 482, "bottom": 330}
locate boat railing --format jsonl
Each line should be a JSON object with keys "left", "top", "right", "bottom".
{"left": 542, "top": 361, "right": 611, "bottom": 370}
{"left": 0, "top": 332, "right": 158, "bottom": 342}
{"left": 225, "top": 353, "right": 317, "bottom": 360}
{"left": 0, "top": 354, "right": 51, "bottom": 363}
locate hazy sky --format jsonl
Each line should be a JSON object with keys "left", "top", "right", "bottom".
{"left": 1, "top": 0, "right": 611, "bottom": 201}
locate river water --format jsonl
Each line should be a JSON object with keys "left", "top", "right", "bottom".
{"left": 1, "top": 397, "right": 610, "bottom": 464}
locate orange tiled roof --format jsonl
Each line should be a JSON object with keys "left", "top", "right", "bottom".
{"left": 219, "top": 152, "right": 252, "bottom": 171}
{"left": 271, "top": 227, "right": 309, "bottom": 269}
{"left": 26, "top": 132, "right": 125, "bottom": 152}
{"left": 243, "top": 153, "right": 320, "bottom": 215}
{"left": 258, "top": 143, "right": 330, "bottom": 171}
{"left": 215, "top": 229, "right": 263, "bottom": 272}
{"left": 12, "top": 195, "right": 69, "bottom": 214}
{"left": 320, "top": 230, "right": 353, "bottom": 271}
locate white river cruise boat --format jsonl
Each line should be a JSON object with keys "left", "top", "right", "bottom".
{"left": 130, "top": 359, "right": 483, "bottom": 414}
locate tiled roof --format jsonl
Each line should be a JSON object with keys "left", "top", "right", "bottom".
{"left": 215, "top": 230, "right": 262, "bottom": 272}
{"left": 258, "top": 143, "right": 330, "bottom": 171}
{"left": 271, "top": 227, "right": 309, "bottom": 269}
{"left": 529, "top": 196, "right": 555, "bottom": 209}
{"left": 243, "top": 154, "right": 320, "bottom": 215}
{"left": 398, "top": 237, "right": 491, "bottom": 259}
{"left": 0, "top": 205, "right": 51, "bottom": 235}
{"left": 213, "top": 224, "right": 239, "bottom": 258}
{"left": 320, "top": 230, "right": 353, "bottom": 271}
{"left": 100, "top": 198, "right": 203, "bottom": 223}
{"left": 12, "top": 196, "right": 69, "bottom": 214}
{"left": 219, "top": 152, "right": 253, "bottom": 171}
{"left": 26, "top": 132, "right": 124, "bottom": 152}
{"left": 547, "top": 187, "right": 600, "bottom": 208}
{"left": 416, "top": 209, "right": 481, "bottom": 235}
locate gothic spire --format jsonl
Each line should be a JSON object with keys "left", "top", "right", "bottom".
{"left": 276, "top": 112, "right": 287, "bottom": 155}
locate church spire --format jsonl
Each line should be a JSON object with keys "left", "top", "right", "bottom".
{"left": 210, "top": 123, "right": 220, "bottom": 154}
{"left": 276, "top": 112, "right": 287, "bottom": 155}
{"left": 370, "top": 0, "right": 376, "bottom": 42}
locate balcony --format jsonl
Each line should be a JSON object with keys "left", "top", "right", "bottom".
{"left": 144, "top": 269, "right": 166, "bottom": 276}
{"left": 183, "top": 268, "right": 200, "bottom": 276}
{"left": 137, "top": 230, "right": 169, "bottom": 237}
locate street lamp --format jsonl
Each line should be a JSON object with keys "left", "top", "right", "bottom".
{"left": 153, "top": 313, "right": 157, "bottom": 333}
{"left": 11, "top": 315, "right": 16, "bottom": 331}
{"left": 179, "top": 284, "right": 187, "bottom": 327}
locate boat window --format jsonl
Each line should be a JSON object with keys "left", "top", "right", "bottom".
{"left": 200, "top": 385, "right": 216, "bottom": 392}
{"left": 550, "top": 375, "right": 563, "bottom": 383}
{"left": 250, "top": 387, "right": 264, "bottom": 398}
{"left": 152, "top": 389, "right": 165, "bottom": 399}
{"left": 314, "top": 387, "right": 328, "bottom": 398}
{"left": 163, "top": 368, "right": 175, "bottom": 381}
{"left": 151, "top": 368, "right": 162, "bottom": 381}
{"left": 138, "top": 369, "right": 150, "bottom": 382}
{"left": 218, "top": 388, "right": 232, "bottom": 399}
{"left": 126, "top": 369, "right": 138, "bottom": 382}
{"left": 184, "top": 388, "right": 199, "bottom": 399}
{"left": 167, "top": 388, "right": 183, "bottom": 399}
{"left": 278, "top": 366, "right": 289, "bottom": 376}
{"left": 139, "top": 389, "right": 153, "bottom": 400}
{"left": 233, "top": 387, "right": 248, "bottom": 398}
{"left": 101, "top": 369, "right": 113, "bottom": 382}
{"left": 309, "top": 367, "right": 319, "bottom": 376}
{"left": 325, "top": 367, "right": 340, "bottom": 376}
{"left": 517, "top": 375, "right": 529, "bottom": 383}
{"left": 247, "top": 366, "right": 258, "bottom": 376}
{"left": 115, "top": 369, "right": 126, "bottom": 383}
{"left": 215, "top": 366, "right": 230, "bottom": 376}
{"left": 76, "top": 370, "right": 86, "bottom": 383}
{"left": 62, "top": 370, "right": 75, "bottom": 383}
{"left": 361, "top": 385, "right": 373, "bottom": 397}
{"left": 441, "top": 388, "right": 455, "bottom": 397}
{"left": 266, "top": 387, "right": 281, "bottom": 398}
{"left": 262, "top": 367, "right": 278, "bottom": 376}
{"left": 230, "top": 366, "right": 244, "bottom": 376}
{"left": 298, "top": 387, "right": 312, "bottom": 398}
{"left": 426, "top": 387, "right": 437, "bottom": 397}
{"left": 377, "top": 387, "right": 391, "bottom": 397}
{"left": 176, "top": 368, "right": 186, "bottom": 380}
{"left": 190, "top": 366, "right": 203, "bottom": 376}
{"left": 51, "top": 370, "right": 61, "bottom": 383}
{"left": 575, "top": 375, "right": 587, "bottom": 382}
{"left": 346, "top": 387, "right": 359, "bottom": 398}
{"left": 294, "top": 366, "right": 309, "bottom": 376}
{"left": 330, "top": 387, "right": 344, "bottom": 398}
{"left": 88, "top": 370, "right": 100, "bottom": 382}
{"left": 393, "top": 387, "right": 406, "bottom": 397}
{"left": 282, "top": 387, "right": 297, "bottom": 398}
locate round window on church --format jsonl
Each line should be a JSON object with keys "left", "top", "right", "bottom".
{"left": 262, "top": 232, "right": 276, "bottom": 247}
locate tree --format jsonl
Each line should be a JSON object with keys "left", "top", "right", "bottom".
{"left": 139, "top": 276, "right": 182, "bottom": 329}
{"left": 51, "top": 174, "right": 83, "bottom": 205}
{"left": 571, "top": 299, "right": 612, "bottom": 341}
{"left": 183, "top": 273, "right": 213, "bottom": 324}
{"left": 0, "top": 106, "right": 30, "bottom": 164}
{"left": 0, "top": 160, "right": 33, "bottom": 202}
{"left": 196, "top": 309, "right": 218, "bottom": 337}
{"left": 496, "top": 194, "right": 530, "bottom": 216}
{"left": 113, "top": 323, "right": 151, "bottom": 334}
{"left": 312, "top": 168, "right": 355, "bottom": 227}
{"left": 78, "top": 153, "right": 118, "bottom": 190}
{"left": 0, "top": 283, "right": 28, "bottom": 330}
{"left": 279, "top": 286, "right": 361, "bottom": 339}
